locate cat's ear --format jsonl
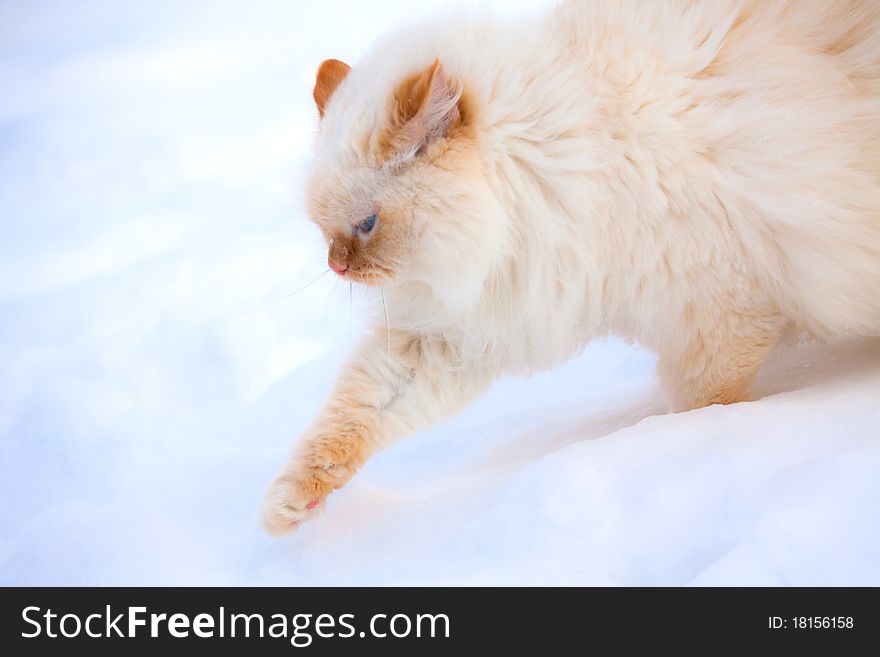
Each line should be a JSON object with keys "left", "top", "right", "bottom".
{"left": 383, "top": 60, "right": 463, "bottom": 160}
{"left": 313, "top": 59, "right": 351, "bottom": 118}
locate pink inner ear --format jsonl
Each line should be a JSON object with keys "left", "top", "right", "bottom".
{"left": 417, "top": 64, "right": 462, "bottom": 145}
{"left": 395, "top": 61, "right": 463, "bottom": 154}
{"left": 375, "top": 60, "right": 465, "bottom": 165}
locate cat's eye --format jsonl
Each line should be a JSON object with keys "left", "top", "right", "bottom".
{"left": 357, "top": 214, "right": 377, "bottom": 233}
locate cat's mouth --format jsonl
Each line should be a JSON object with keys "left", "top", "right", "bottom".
{"left": 343, "top": 270, "right": 389, "bottom": 286}
{"left": 329, "top": 265, "right": 393, "bottom": 287}
{"left": 328, "top": 254, "right": 394, "bottom": 286}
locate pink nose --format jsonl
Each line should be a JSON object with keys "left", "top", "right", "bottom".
{"left": 328, "top": 256, "right": 348, "bottom": 276}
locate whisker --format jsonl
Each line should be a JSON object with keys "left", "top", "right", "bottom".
{"left": 381, "top": 289, "right": 391, "bottom": 371}
{"left": 273, "top": 269, "right": 331, "bottom": 300}
{"left": 325, "top": 278, "right": 340, "bottom": 308}
{"left": 316, "top": 278, "right": 340, "bottom": 324}
{"left": 349, "top": 282, "right": 353, "bottom": 344}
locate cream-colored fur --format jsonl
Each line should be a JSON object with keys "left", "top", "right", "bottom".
{"left": 262, "top": 0, "right": 880, "bottom": 533}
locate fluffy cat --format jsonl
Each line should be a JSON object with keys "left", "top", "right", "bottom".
{"left": 262, "top": 0, "right": 880, "bottom": 534}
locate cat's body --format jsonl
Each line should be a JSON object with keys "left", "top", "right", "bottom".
{"left": 263, "top": 0, "right": 880, "bottom": 533}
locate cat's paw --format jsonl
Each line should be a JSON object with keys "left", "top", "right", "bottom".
{"left": 261, "top": 445, "right": 358, "bottom": 535}
{"left": 262, "top": 429, "right": 368, "bottom": 535}
{"left": 260, "top": 482, "right": 324, "bottom": 535}
{"left": 261, "top": 464, "right": 335, "bottom": 535}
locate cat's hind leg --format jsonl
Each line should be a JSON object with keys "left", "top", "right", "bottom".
{"left": 657, "top": 306, "right": 789, "bottom": 412}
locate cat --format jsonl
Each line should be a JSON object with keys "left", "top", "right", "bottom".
{"left": 262, "top": 0, "right": 880, "bottom": 534}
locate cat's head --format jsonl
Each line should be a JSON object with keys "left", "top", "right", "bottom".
{"left": 304, "top": 55, "right": 507, "bottom": 312}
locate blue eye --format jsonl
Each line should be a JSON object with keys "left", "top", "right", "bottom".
{"left": 358, "top": 213, "right": 377, "bottom": 233}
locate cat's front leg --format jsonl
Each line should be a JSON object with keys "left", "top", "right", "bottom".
{"left": 262, "top": 331, "right": 491, "bottom": 534}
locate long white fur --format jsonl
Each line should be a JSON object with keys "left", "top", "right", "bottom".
{"left": 322, "top": 0, "right": 880, "bottom": 364}
{"left": 263, "top": 0, "right": 880, "bottom": 533}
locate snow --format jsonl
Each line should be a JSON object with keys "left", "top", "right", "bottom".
{"left": 1, "top": 0, "right": 878, "bottom": 586}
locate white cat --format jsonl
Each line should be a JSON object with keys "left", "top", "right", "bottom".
{"left": 263, "top": 0, "right": 880, "bottom": 534}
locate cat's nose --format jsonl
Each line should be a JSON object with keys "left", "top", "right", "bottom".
{"left": 328, "top": 255, "right": 348, "bottom": 276}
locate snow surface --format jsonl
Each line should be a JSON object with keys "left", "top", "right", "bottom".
{"left": 1, "top": 0, "right": 878, "bottom": 586}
